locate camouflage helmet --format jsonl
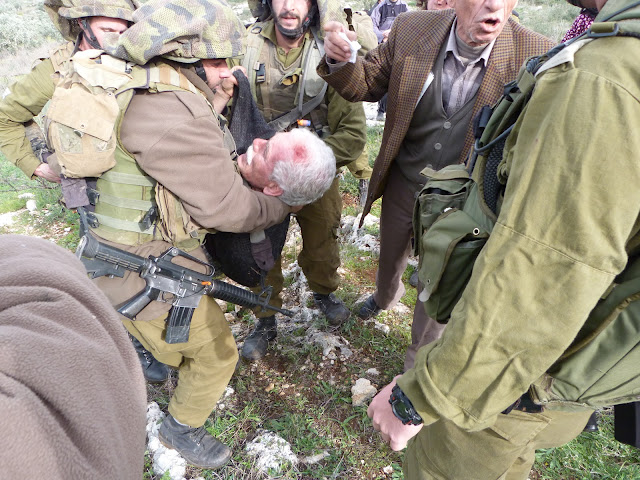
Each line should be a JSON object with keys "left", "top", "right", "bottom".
{"left": 44, "top": 0, "right": 136, "bottom": 42}
{"left": 248, "top": 0, "right": 346, "bottom": 36}
{"left": 100, "top": 0, "right": 246, "bottom": 65}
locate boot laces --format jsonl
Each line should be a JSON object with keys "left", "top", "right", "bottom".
{"left": 189, "top": 426, "right": 208, "bottom": 446}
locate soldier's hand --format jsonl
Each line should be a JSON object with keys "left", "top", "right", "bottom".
{"left": 217, "top": 66, "right": 246, "bottom": 100}
{"left": 367, "top": 375, "right": 423, "bottom": 451}
{"left": 323, "top": 21, "right": 357, "bottom": 64}
{"left": 33, "top": 163, "right": 61, "bottom": 183}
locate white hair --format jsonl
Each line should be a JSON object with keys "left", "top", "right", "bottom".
{"left": 270, "top": 128, "right": 336, "bottom": 206}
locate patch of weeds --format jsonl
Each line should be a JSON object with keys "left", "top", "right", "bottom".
{"left": 339, "top": 171, "right": 360, "bottom": 198}
{"left": 267, "top": 412, "right": 333, "bottom": 454}
{"left": 207, "top": 402, "right": 264, "bottom": 448}
{"left": 369, "top": 198, "right": 382, "bottom": 218}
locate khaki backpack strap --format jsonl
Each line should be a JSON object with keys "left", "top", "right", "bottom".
{"left": 243, "top": 25, "right": 265, "bottom": 102}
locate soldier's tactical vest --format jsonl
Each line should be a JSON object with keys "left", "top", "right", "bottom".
{"left": 413, "top": 18, "right": 640, "bottom": 409}
{"left": 242, "top": 11, "right": 376, "bottom": 135}
{"left": 242, "top": 23, "right": 330, "bottom": 136}
{"left": 46, "top": 51, "right": 227, "bottom": 249}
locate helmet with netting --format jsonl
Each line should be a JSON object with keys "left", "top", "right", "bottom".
{"left": 247, "top": 0, "right": 346, "bottom": 37}
{"left": 44, "top": 0, "right": 136, "bottom": 42}
{"left": 100, "top": 0, "right": 245, "bottom": 65}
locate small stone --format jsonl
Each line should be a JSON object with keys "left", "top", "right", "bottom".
{"left": 383, "top": 465, "right": 394, "bottom": 474}
{"left": 265, "top": 383, "right": 275, "bottom": 392}
{"left": 351, "top": 378, "right": 378, "bottom": 407}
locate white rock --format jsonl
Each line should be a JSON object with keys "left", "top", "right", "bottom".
{"left": 146, "top": 402, "right": 187, "bottom": 480}
{"left": 392, "top": 303, "right": 411, "bottom": 316}
{"left": 351, "top": 378, "right": 378, "bottom": 406}
{"left": 306, "top": 328, "right": 353, "bottom": 359}
{"left": 301, "top": 451, "right": 330, "bottom": 464}
{"left": 26, "top": 199, "right": 37, "bottom": 212}
{"left": 383, "top": 465, "right": 394, "bottom": 474}
{"left": 245, "top": 430, "right": 298, "bottom": 473}
{"left": 374, "top": 321, "right": 390, "bottom": 334}
{"left": 366, "top": 368, "right": 380, "bottom": 376}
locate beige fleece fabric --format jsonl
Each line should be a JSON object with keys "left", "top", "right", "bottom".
{"left": 0, "top": 235, "right": 146, "bottom": 479}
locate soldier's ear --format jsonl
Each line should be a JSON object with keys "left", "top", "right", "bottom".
{"left": 263, "top": 182, "right": 283, "bottom": 197}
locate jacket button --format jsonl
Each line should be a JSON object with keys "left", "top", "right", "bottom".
{"left": 434, "top": 143, "right": 442, "bottom": 150}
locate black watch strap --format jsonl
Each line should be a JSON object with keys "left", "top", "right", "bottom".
{"left": 389, "top": 385, "right": 423, "bottom": 426}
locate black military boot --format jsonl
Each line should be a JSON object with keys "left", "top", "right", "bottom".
{"left": 158, "top": 415, "right": 231, "bottom": 469}
{"left": 130, "top": 335, "right": 170, "bottom": 384}
{"left": 241, "top": 315, "right": 277, "bottom": 361}
{"left": 583, "top": 411, "right": 599, "bottom": 433}
{"left": 313, "top": 293, "right": 350, "bottom": 325}
{"left": 357, "top": 295, "right": 382, "bottom": 319}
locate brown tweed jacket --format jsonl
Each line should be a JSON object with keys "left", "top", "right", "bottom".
{"left": 318, "top": 9, "right": 554, "bottom": 219}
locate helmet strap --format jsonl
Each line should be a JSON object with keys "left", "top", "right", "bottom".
{"left": 194, "top": 61, "right": 208, "bottom": 83}
{"left": 79, "top": 18, "right": 102, "bottom": 49}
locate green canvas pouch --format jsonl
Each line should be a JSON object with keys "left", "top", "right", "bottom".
{"left": 413, "top": 164, "right": 473, "bottom": 256}
{"left": 417, "top": 206, "right": 490, "bottom": 323}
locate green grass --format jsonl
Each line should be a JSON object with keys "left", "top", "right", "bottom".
{"left": 518, "top": 0, "right": 579, "bottom": 42}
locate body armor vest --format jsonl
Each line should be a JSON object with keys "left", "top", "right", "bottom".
{"left": 47, "top": 51, "right": 230, "bottom": 249}
{"left": 242, "top": 24, "right": 329, "bottom": 136}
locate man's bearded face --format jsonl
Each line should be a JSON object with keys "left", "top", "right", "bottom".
{"left": 271, "top": 0, "right": 312, "bottom": 32}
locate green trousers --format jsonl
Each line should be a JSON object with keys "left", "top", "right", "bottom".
{"left": 122, "top": 295, "right": 238, "bottom": 427}
{"left": 404, "top": 408, "right": 593, "bottom": 480}
{"left": 254, "top": 176, "right": 342, "bottom": 317}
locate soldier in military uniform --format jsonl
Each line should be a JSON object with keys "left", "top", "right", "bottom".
{"left": 235, "top": 0, "right": 369, "bottom": 361}
{"left": 0, "top": 0, "right": 176, "bottom": 385}
{"left": 39, "top": 0, "right": 293, "bottom": 468}
{"left": 363, "top": 0, "right": 640, "bottom": 477}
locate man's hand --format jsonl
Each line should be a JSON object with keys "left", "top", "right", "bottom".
{"left": 382, "top": 30, "right": 390, "bottom": 42}
{"left": 213, "top": 66, "right": 248, "bottom": 114}
{"left": 323, "top": 21, "right": 357, "bottom": 63}
{"left": 367, "top": 375, "right": 423, "bottom": 451}
{"left": 33, "top": 163, "right": 61, "bottom": 183}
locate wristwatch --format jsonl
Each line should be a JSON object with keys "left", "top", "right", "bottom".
{"left": 389, "top": 385, "right": 423, "bottom": 426}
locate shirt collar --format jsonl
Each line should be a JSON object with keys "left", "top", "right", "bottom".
{"left": 445, "top": 19, "right": 496, "bottom": 66}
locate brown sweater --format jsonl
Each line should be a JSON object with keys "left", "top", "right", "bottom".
{"left": 120, "top": 89, "right": 289, "bottom": 234}
{"left": 0, "top": 235, "right": 146, "bottom": 479}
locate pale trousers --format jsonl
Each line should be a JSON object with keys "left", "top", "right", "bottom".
{"left": 122, "top": 295, "right": 238, "bottom": 427}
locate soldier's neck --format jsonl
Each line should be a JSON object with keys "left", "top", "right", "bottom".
{"left": 274, "top": 28, "right": 306, "bottom": 53}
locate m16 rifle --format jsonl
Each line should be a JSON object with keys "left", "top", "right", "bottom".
{"left": 76, "top": 234, "right": 293, "bottom": 344}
